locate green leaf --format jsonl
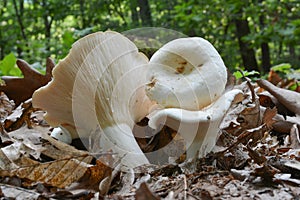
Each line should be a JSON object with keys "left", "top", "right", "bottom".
{"left": 233, "top": 70, "right": 260, "bottom": 79}
{"left": 271, "top": 63, "right": 291, "bottom": 74}
{"left": 0, "top": 53, "right": 21, "bottom": 76}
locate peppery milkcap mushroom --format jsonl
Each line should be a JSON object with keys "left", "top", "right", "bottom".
{"left": 146, "top": 37, "right": 228, "bottom": 110}
{"left": 32, "top": 31, "right": 154, "bottom": 168}
{"left": 146, "top": 37, "right": 242, "bottom": 159}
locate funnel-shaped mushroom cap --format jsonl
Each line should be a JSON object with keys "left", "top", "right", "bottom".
{"left": 146, "top": 37, "right": 227, "bottom": 110}
{"left": 33, "top": 31, "right": 153, "bottom": 168}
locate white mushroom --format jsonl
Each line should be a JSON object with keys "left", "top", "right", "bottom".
{"left": 50, "top": 127, "right": 72, "bottom": 144}
{"left": 146, "top": 37, "right": 242, "bottom": 159}
{"left": 32, "top": 31, "right": 154, "bottom": 169}
{"left": 147, "top": 37, "right": 228, "bottom": 110}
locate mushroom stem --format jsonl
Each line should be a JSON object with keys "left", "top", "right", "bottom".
{"left": 100, "top": 124, "right": 149, "bottom": 169}
{"left": 148, "top": 89, "right": 242, "bottom": 159}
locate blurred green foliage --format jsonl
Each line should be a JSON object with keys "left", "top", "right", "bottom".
{"left": 233, "top": 70, "right": 260, "bottom": 80}
{"left": 0, "top": 53, "right": 20, "bottom": 76}
{"left": 0, "top": 0, "right": 299, "bottom": 76}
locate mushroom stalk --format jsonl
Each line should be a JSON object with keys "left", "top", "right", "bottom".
{"left": 100, "top": 124, "right": 149, "bottom": 168}
{"left": 148, "top": 89, "right": 242, "bottom": 158}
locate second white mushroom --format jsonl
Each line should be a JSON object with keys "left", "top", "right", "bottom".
{"left": 146, "top": 37, "right": 242, "bottom": 159}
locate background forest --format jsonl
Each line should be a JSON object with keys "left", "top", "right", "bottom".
{"left": 0, "top": 0, "right": 299, "bottom": 76}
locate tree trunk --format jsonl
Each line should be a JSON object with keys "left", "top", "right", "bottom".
{"left": 138, "top": 0, "right": 152, "bottom": 26}
{"left": 234, "top": 19, "right": 258, "bottom": 71}
{"left": 41, "top": 0, "right": 52, "bottom": 54}
{"left": 130, "top": 0, "right": 139, "bottom": 26}
{"left": 12, "top": 0, "right": 27, "bottom": 57}
{"left": 261, "top": 42, "right": 271, "bottom": 72}
{"left": 0, "top": 0, "right": 7, "bottom": 59}
{"left": 289, "top": 45, "right": 296, "bottom": 60}
{"left": 79, "top": 0, "right": 87, "bottom": 28}
{"left": 12, "top": 0, "right": 27, "bottom": 41}
{"left": 258, "top": 3, "right": 271, "bottom": 72}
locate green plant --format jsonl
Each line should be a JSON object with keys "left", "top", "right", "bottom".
{"left": 0, "top": 53, "right": 21, "bottom": 77}
{"left": 233, "top": 70, "right": 260, "bottom": 80}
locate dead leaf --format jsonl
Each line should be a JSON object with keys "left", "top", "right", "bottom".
{"left": 237, "top": 99, "right": 261, "bottom": 130}
{"left": 272, "top": 120, "right": 295, "bottom": 134}
{"left": 0, "top": 92, "right": 14, "bottom": 121}
{"left": 0, "top": 138, "right": 43, "bottom": 170}
{"left": 268, "top": 70, "right": 282, "bottom": 85}
{"left": 4, "top": 100, "right": 37, "bottom": 132}
{"left": 0, "top": 58, "right": 54, "bottom": 106}
{"left": 0, "top": 120, "right": 98, "bottom": 189}
{"left": 258, "top": 92, "right": 294, "bottom": 118}
{"left": 135, "top": 182, "right": 160, "bottom": 200}
{"left": 247, "top": 144, "right": 280, "bottom": 183}
{"left": 0, "top": 183, "right": 42, "bottom": 199}
{"left": 289, "top": 124, "right": 300, "bottom": 149}
{"left": 247, "top": 145, "right": 267, "bottom": 165}
{"left": 224, "top": 80, "right": 261, "bottom": 136}
{"left": 257, "top": 79, "right": 300, "bottom": 115}
{"left": 262, "top": 107, "right": 277, "bottom": 129}
{"left": 274, "top": 173, "right": 300, "bottom": 185}
{"left": 78, "top": 157, "right": 112, "bottom": 191}
{"left": 41, "top": 133, "right": 90, "bottom": 160}
{"left": 0, "top": 155, "right": 93, "bottom": 188}
{"left": 225, "top": 68, "right": 236, "bottom": 91}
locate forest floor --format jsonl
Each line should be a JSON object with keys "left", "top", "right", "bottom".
{"left": 0, "top": 68, "right": 300, "bottom": 199}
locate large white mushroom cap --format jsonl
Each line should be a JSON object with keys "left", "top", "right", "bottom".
{"left": 146, "top": 37, "right": 228, "bottom": 110}
{"left": 32, "top": 31, "right": 154, "bottom": 169}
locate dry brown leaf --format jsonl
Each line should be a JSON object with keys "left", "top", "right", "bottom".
{"left": 246, "top": 144, "right": 280, "bottom": 183}
{"left": 0, "top": 155, "right": 93, "bottom": 188}
{"left": 237, "top": 98, "right": 261, "bottom": 130}
{"left": 268, "top": 70, "right": 282, "bottom": 85}
{"left": 0, "top": 183, "right": 42, "bottom": 199}
{"left": 135, "top": 182, "right": 160, "bottom": 200}
{"left": 0, "top": 121, "right": 96, "bottom": 189}
{"left": 41, "top": 134, "right": 88, "bottom": 160}
{"left": 4, "top": 100, "right": 37, "bottom": 132}
{"left": 79, "top": 157, "right": 113, "bottom": 191}
{"left": 289, "top": 124, "right": 300, "bottom": 149}
{"left": 0, "top": 92, "right": 14, "bottom": 121}
{"left": 274, "top": 173, "right": 300, "bottom": 185}
{"left": 0, "top": 58, "right": 54, "bottom": 106}
{"left": 223, "top": 80, "right": 261, "bottom": 137}
{"left": 0, "top": 138, "right": 44, "bottom": 170}
{"left": 272, "top": 120, "right": 295, "bottom": 134}
{"left": 257, "top": 79, "right": 300, "bottom": 115}
{"left": 262, "top": 107, "right": 277, "bottom": 129}
{"left": 258, "top": 93, "right": 276, "bottom": 108}
{"left": 258, "top": 92, "right": 294, "bottom": 118}
{"left": 247, "top": 145, "right": 267, "bottom": 165}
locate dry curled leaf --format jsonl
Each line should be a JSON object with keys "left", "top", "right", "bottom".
{"left": 0, "top": 58, "right": 54, "bottom": 106}
{"left": 289, "top": 124, "right": 300, "bottom": 149}
{"left": 0, "top": 92, "right": 14, "bottom": 121}
{"left": 258, "top": 92, "right": 294, "bottom": 118}
{"left": 257, "top": 79, "right": 300, "bottom": 115}
{"left": 268, "top": 69, "right": 282, "bottom": 86}
{"left": 0, "top": 122, "right": 96, "bottom": 189}
{"left": 79, "top": 157, "right": 113, "bottom": 191}
{"left": 4, "top": 100, "right": 37, "bottom": 132}
{"left": 0, "top": 183, "right": 42, "bottom": 199}
{"left": 135, "top": 182, "right": 160, "bottom": 200}
{"left": 262, "top": 107, "right": 277, "bottom": 129}
{"left": 0, "top": 155, "right": 93, "bottom": 188}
